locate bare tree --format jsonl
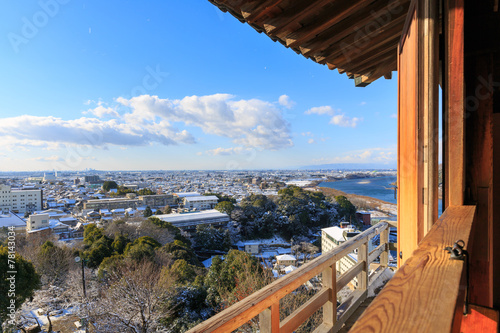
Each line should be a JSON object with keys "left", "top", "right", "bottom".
{"left": 89, "top": 260, "right": 173, "bottom": 333}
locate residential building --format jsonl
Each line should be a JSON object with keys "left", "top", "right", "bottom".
{"left": 0, "top": 185, "right": 43, "bottom": 214}
{"left": 356, "top": 211, "right": 371, "bottom": 226}
{"left": 276, "top": 254, "right": 297, "bottom": 266}
{"left": 83, "top": 175, "right": 101, "bottom": 184}
{"left": 26, "top": 213, "right": 50, "bottom": 232}
{"left": 138, "top": 194, "right": 177, "bottom": 208}
{"left": 322, "top": 226, "right": 375, "bottom": 288}
{"left": 83, "top": 198, "right": 139, "bottom": 210}
{"left": 183, "top": 195, "right": 218, "bottom": 210}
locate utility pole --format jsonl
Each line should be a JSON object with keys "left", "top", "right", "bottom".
{"left": 75, "top": 257, "right": 86, "bottom": 297}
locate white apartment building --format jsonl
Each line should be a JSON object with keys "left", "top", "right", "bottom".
{"left": 321, "top": 226, "right": 375, "bottom": 288}
{"left": 27, "top": 213, "right": 50, "bottom": 231}
{"left": 182, "top": 195, "right": 218, "bottom": 210}
{"left": 0, "top": 185, "right": 43, "bottom": 214}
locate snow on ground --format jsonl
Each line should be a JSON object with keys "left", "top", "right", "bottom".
{"left": 246, "top": 235, "right": 290, "bottom": 245}
{"left": 377, "top": 203, "right": 398, "bottom": 216}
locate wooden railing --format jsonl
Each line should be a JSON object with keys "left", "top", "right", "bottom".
{"left": 187, "top": 221, "right": 395, "bottom": 333}
{"left": 349, "top": 205, "right": 476, "bottom": 332}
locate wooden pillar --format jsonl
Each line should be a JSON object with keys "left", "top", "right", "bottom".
{"left": 443, "top": 0, "right": 465, "bottom": 207}
{"left": 322, "top": 264, "right": 337, "bottom": 329}
{"left": 397, "top": 0, "right": 439, "bottom": 267}
{"left": 462, "top": 0, "right": 500, "bottom": 309}
{"left": 259, "top": 302, "right": 280, "bottom": 333}
{"left": 357, "top": 243, "right": 368, "bottom": 290}
{"left": 421, "top": 0, "right": 440, "bottom": 234}
{"left": 380, "top": 227, "right": 389, "bottom": 267}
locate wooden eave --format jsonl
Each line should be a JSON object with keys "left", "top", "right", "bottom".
{"left": 209, "top": 0, "right": 410, "bottom": 86}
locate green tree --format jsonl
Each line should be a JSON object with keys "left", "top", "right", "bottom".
{"left": 160, "top": 240, "right": 200, "bottom": 266}
{"left": 214, "top": 201, "right": 234, "bottom": 215}
{"left": 0, "top": 246, "right": 41, "bottom": 326}
{"left": 138, "top": 188, "right": 154, "bottom": 195}
{"left": 205, "top": 250, "right": 270, "bottom": 311}
{"left": 144, "top": 206, "right": 153, "bottom": 217}
{"left": 37, "top": 241, "right": 72, "bottom": 285}
{"left": 194, "top": 225, "right": 231, "bottom": 251}
{"left": 167, "top": 259, "right": 197, "bottom": 285}
{"left": 149, "top": 217, "right": 191, "bottom": 246}
{"left": 124, "top": 236, "right": 161, "bottom": 262}
{"left": 335, "top": 195, "right": 357, "bottom": 222}
{"left": 111, "top": 234, "right": 130, "bottom": 254}
{"left": 102, "top": 180, "right": 118, "bottom": 192}
{"left": 83, "top": 224, "right": 114, "bottom": 268}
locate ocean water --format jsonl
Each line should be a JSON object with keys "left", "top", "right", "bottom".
{"left": 319, "top": 176, "right": 444, "bottom": 214}
{"left": 319, "top": 176, "right": 398, "bottom": 204}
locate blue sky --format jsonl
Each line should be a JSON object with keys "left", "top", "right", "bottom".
{"left": 0, "top": 0, "right": 398, "bottom": 171}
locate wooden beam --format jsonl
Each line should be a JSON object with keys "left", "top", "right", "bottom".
{"left": 301, "top": 0, "right": 410, "bottom": 58}
{"left": 285, "top": 0, "right": 373, "bottom": 49}
{"left": 263, "top": 0, "right": 333, "bottom": 37}
{"left": 336, "top": 261, "right": 363, "bottom": 291}
{"left": 280, "top": 288, "right": 330, "bottom": 333}
{"left": 332, "top": 290, "right": 368, "bottom": 332}
{"left": 241, "top": 0, "right": 286, "bottom": 24}
{"left": 314, "top": 14, "right": 406, "bottom": 65}
{"left": 368, "top": 243, "right": 387, "bottom": 264}
{"left": 354, "top": 59, "right": 396, "bottom": 87}
{"left": 342, "top": 44, "right": 397, "bottom": 75}
{"left": 349, "top": 206, "right": 476, "bottom": 333}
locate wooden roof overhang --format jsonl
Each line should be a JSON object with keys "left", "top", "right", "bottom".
{"left": 209, "top": 0, "right": 411, "bottom": 86}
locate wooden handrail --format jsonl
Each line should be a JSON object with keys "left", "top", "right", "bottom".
{"left": 349, "top": 205, "right": 476, "bottom": 332}
{"left": 187, "top": 221, "right": 392, "bottom": 333}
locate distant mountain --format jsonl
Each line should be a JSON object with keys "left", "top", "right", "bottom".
{"left": 299, "top": 163, "right": 397, "bottom": 170}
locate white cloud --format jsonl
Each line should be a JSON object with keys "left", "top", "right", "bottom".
{"left": 305, "top": 105, "right": 361, "bottom": 128}
{"left": 31, "top": 155, "right": 64, "bottom": 162}
{"left": 305, "top": 106, "right": 335, "bottom": 116}
{"left": 0, "top": 93, "right": 293, "bottom": 152}
{"left": 313, "top": 147, "right": 396, "bottom": 164}
{"left": 0, "top": 115, "right": 195, "bottom": 150}
{"left": 278, "top": 95, "right": 295, "bottom": 109}
{"left": 84, "top": 104, "right": 119, "bottom": 118}
{"left": 117, "top": 94, "right": 293, "bottom": 150}
{"left": 329, "top": 114, "right": 360, "bottom": 128}
{"left": 307, "top": 138, "right": 316, "bottom": 144}
{"left": 390, "top": 113, "right": 397, "bottom": 119}
{"left": 206, "top": 147, "right": 253, "bottom": 156}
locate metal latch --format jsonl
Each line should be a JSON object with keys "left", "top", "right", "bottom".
{"left": 444, "top": 240, "right": 469, "bottom": 315}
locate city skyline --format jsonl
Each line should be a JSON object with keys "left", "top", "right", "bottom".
{"left": 0, "top": 1, "right": 398, "bottom": 171}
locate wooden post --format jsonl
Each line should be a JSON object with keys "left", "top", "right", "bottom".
{"left": 259, "top": 302, "right": 280, "bottom": 333}
{"left": 443, "top": 0, "right": 465, "bottom": 207}
{"left": 357, "top": 242, "right": 369, "bottom": 290}
{"left": 322, "top": 264, "right": 337, "bottom": 330}
{"left": 421, "top": 0, "right": 439, "bottom": 234}
{"left": 380, "top": 228, "right": 389, "bottom": 267}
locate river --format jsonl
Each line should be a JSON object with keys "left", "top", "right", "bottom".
{"left": 319, "top": 176, "right": 443, "bottom": 213}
